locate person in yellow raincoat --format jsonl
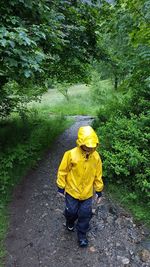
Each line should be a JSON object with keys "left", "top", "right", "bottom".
{"left": 57, "top": 125, "right": 104, "bottom": 247}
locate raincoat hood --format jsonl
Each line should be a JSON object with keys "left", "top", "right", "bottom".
{"left": 76, "top": 126, "right": 99, "bottom": 148}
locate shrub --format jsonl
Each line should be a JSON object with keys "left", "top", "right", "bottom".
{"left": 0, "top": 110, "right": 69, "bottom": 197}
{"left": 96, "top": 113, "right": 150, "bottom": 203}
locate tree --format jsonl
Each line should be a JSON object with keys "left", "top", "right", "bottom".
{"left": 0, "top": 0, "right": 101, "bottom": 117}
{"left": 93, "top": 0, "right": 150, "bottom": 202}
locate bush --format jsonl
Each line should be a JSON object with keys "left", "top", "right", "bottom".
{"left": 90, "top": 72, "right": 114, "bottom": 105}
{"left": 0, "top": 110, "right": 70, "bottom": 197}
{"left": 96, "top": 113, "right": 150, "bottom": 203}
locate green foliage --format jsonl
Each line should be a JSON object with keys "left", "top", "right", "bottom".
{"left": 0, "top": 206, "right": 8, "bottom": 265}
{"left": 92, "top": 78, "right": 150, "bottom": 204}
{"left": 106, "top": 183, "right": 150, "bottom": 226}
{"left": 92, "top": 1, "right": 150, "bottom": 206}
{"left": 97, "top": 114, "right": 150, "bottom": 200}
{"left": 0, "top": 110, "right": 71, "bottom": 197}
{"left": 0, "top": 107, "right": 72, "bottom": 265}
{"left": 95, "top": 0, "right": 150, "bottom": 101}
{"left": 55, "top": 82, "right": 71, "bottom": 101}
{"left": 0, "top": 0, "right": 100, "bottom": 118}
{"left": 90, "top": 71, "right": 116, "bottom": 104}
{"left": 0, "top": 81, "right": 45, "bottom": 118}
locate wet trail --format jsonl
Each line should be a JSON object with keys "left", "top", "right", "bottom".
{"left": 5, "top": 116, "right": 150, "bottom": 267}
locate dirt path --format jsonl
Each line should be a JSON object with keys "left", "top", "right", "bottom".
{"left": 5, "top": 116, "right": 150, "bottom": 267}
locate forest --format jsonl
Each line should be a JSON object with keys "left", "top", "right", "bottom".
{"left": 0, "top": 0, "right": 150, "bottom": 263}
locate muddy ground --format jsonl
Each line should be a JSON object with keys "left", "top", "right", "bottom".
{"left": 5, "top": 116, "right": 150, "bottom": 267}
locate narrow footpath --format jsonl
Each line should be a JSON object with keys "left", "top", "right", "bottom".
{"left": 5, "top": 116, "right": 150, "bottom": 267}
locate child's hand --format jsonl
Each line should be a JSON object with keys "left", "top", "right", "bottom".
{"left": 95, "top": 192, "right": 102, "bottom": 204}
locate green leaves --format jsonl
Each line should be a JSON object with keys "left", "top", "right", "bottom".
{"left": 24, "top": 70, "right": 32, "bottom": 78}
{"left": 98, "top": 115, "right": 150, "bottom": 199}
{"left": 0, "top": 0, "right": 103, "bottom": 117}
{"left": 0, "top": 111, "right": 68, "bottom": 196}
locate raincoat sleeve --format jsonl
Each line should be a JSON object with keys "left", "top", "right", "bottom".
{"left": 56, "top": 151, "right": 70, "bottom": 190}
{"left": 94, "top": 156, "right": 104, "bottom": 193}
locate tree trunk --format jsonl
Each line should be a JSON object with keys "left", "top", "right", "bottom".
{"left": 114, "top": 75, "right": 118, "bottom": 90}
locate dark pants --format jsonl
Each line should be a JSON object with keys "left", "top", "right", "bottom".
{"left": 65, "top": 193, "right": 92, "bottom": 239}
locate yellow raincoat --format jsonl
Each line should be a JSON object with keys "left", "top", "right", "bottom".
{"left": 57, "top": 126, "right": 103, "bottom": 200}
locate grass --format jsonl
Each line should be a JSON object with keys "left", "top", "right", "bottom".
{"left": 0, "top": 110, "right": 73, "bottom": 266}
{"left": 0, "top": 207, "right": 8, "bottom": 267}
{"left": 30, "top": 84, "right": 99, "bottom": 115}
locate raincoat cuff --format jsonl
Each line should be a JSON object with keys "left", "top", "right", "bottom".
{"left": 58, "top": 187, "right": 65, "bottom": 194}
{"left": 96, "top": 191, "right": 102, "bottom": 198}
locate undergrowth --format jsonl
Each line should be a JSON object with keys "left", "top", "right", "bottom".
{"left": 0, "top": 109, "right": 72, "bottom": 265}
